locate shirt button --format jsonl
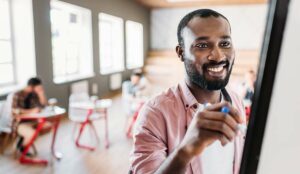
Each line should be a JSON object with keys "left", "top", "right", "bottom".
{"left": 185, "top": 104, "right": 189, "bottom": 108}
{"left": 193, "top": 104, "right": 198, "bottom": 109}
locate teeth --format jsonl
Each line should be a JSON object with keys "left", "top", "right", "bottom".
{"left": 207, "top": 66, "right": 224, "bottom": 72}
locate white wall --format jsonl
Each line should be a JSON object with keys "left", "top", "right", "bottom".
{"left": 257, "top": 0, "right": 300, "bottom": 173}
{"left": 151, "top": 4, "right": 268, "bottom": 50}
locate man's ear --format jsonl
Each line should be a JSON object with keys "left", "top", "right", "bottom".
{"left": 176, "top": 45, "right": 184, "bottom": 62}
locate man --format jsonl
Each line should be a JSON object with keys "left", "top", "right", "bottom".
{"left": 130, "top": 9, "right": 246, "bottom": 174}
{"left": 12, "top": 77, "right": 49, "bottom": 154}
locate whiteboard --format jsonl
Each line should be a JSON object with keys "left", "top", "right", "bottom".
{"left": 257, "top": 0, "right": 300, "bottom": 173}
{"left": 240, "top": 0, "right": 300, "bottom": 173}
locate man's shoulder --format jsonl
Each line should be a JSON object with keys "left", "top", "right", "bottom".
{"left": 13, "top": 90, "right": 23, "bottom": 98}
{"left": 146, "top": 85, "right": 181, "bottom": 109}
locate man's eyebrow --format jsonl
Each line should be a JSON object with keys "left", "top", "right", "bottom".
{"left": 194, "top": 35, "right": 231, "bottom": 41}
{"left": 221, "top": 35, "right": 231, "bottom": 39}
{"left": 195, "top": 36, "right": 209, "bottom": 41}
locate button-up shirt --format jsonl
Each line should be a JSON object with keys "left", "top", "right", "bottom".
{"left": 130, "top": 82, "right": 246, "bottom": 174}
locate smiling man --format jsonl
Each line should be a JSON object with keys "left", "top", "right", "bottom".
{"left": 130, "top": 9, "right": 246, "bottom": 174}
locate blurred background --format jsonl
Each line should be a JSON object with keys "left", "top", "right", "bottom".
{"left": 0, "top": 0, "right": 267, "bottom": 173}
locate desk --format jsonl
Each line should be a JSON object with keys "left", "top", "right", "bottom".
{"left": 69, "top": 99, "right": 112, "bottom": 149}
{"left": 17, "top": 106, "right": 65, "bottom": 165}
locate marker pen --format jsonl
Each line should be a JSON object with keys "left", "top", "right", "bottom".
{"left": 221, "top": 106, "right": 247, "bottom": 136}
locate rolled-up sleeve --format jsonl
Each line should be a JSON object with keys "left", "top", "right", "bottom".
{"left": 130, "top": 102, "right": 167, "bottom": 174}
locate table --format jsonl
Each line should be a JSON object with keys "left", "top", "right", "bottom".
{"left": 17, "top": 106, "right": 65, "bottom": 165}
{"left": 69, "top": 99, "right": 112, "bottom": 150}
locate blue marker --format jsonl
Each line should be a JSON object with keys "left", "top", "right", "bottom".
{"left": 221, "top": 106, "right": 247, "bottom": 135}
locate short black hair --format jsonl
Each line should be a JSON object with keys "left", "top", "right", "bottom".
{"left": 132, "top": 72, "right": 143, "bottom": 77}
{"left": 27, "top": 77, "right": 42, "bottom": 86}
{"left": 177, "top": 9, "right": 230, "bottom": 47}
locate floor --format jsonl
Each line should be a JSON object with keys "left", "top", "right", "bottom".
{"left": 0, "top": 96, "right": 133, "bottom": 174}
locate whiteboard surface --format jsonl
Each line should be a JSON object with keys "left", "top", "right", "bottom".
{"left": 257, "top": 0, "right": 300, "bottom": 173}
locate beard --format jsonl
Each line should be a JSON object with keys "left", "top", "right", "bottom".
{"left": 184, "top": 59, "right": 234, "bottom": 90}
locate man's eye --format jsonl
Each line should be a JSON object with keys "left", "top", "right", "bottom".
{"left": 195, "top": 43, "right": 208, "bottom": 48}
{"left": 220, "top": 41, "right": 231, "bottom": 48}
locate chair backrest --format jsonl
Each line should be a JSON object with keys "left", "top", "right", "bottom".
{"left": 0, "top": 93, "right": 14, "bottom": 133}
{"left": 68, "top": 92, "right": 90, "bottom": 121}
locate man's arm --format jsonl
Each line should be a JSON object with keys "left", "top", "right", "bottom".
{"left": 12, "top": 93, "right": 40, "bottom": 118}
{"left": 35, "top": 86, "right": 47, "bottom": 106}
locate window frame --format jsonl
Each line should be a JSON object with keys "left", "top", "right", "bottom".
{"left": 125, "top": 20, "right": 144, "bottom": 70}
{"left": 98, "top": 13, "right": 125, "bottom": 75}
{"left": 50, "top": 0, "right": 94, "bottom": 84}
{"left": 0, "top": 0, "right": 17, "bottom": 87}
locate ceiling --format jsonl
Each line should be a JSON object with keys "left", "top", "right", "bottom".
{"left": 136, "top": 0, "right": 267, "bottom": 8}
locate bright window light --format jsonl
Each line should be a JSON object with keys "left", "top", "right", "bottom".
{"left": 50, "top": 0, "right": 94, "bottom": 84}
{"left": 0, "top": 0, "right": 15, "bottom": 85}
{"left": 126, "top": 20, "right": 144, "bottom": 69}
{"left": 0, "top": 0, "right": 36, "bottom": 95}
{"left": 99, "top": 13, "right": 124, "bottom": 75}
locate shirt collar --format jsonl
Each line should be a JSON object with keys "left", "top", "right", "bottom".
{"left": 179, "top": 81, "right": 225, "bottom": 112}
{"left": 179, "top": 81, "right": 200, "bottom": 111}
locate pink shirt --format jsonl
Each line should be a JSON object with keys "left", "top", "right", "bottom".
{"left": 130, "top": 82, "right": 246, "bottom": 174}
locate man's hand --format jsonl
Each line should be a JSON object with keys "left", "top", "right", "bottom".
{"left": 34, "top": 85, "right": 45, "bottom": 95}
{"left": 179, "top": 102, "right": 244, "bottom": 158}
{"left": 34, "top": 85, "right": 47, "bottom": 106}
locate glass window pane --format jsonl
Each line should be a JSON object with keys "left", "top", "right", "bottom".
{"left": 0, "top": 63, "right": 14, "bottom": 84}
{"left": 0, "top": 0, "right": 11, "bottom": 39}
{"left": 99, "top": 13, "right": 124, "bottom": 74}
{"left": 0, "top": 41, "right": 12, "bottom": 63}
{"left": 126, "top": 21, "right": 144, "bottom": 69}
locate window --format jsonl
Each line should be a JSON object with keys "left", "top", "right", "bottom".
{"left": 99, "top": 13, "right": 124, "bottom": 74}
{"left": 0, "top": 0, "right": 36, "bottom": 95}
{"left": 0, "top": 0, "right": 15, "bottom": 86}
{"left": 50, "top": 0, "right": 93, "bottom": 84}
{"left": 126, "top": 21, "right": 144, "bottom": 69}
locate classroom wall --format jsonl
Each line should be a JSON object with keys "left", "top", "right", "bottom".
{"left": 0, "top": 0, "right": 150, "bottom": 106}
{"left": 151, "top": 4, "right": 267, "bottom": 50}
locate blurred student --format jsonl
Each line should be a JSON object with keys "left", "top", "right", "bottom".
{"left": 122, "top": 70, "right": 150, "bottom": 136}
{"left": 243, "top": 70, "right": 256, "bottom": 102}
{"left": 12, "top": 77, "right": 50, "bottom": 155}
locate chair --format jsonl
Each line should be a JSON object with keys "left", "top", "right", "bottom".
{"left": 68, "top": 93, "right": 111, "bottom": 151}
{"left": 0, "top": 93, "right": 15, "bottom": 154}
{"left": 0, "top": 93, "right": 37, "bottom": 156}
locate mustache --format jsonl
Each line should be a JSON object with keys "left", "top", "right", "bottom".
{"left": 203, "top": 60, "right": 229, "bottom": 69}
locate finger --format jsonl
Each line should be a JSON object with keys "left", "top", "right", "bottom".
{"left": 198, "top": 119, "right": 236, "bottom": 141}
{"left": 200, "top": 111, "right": 238, "bottom": 132}
{"left": 205, "top": 102, "right": 243, "bottom": 124}
{"left": 218, "top": 133, "right": 230, "bottom": 146}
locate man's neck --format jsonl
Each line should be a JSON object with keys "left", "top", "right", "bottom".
{"left": 186, "top": 79, "right": 221, "bottom": 104}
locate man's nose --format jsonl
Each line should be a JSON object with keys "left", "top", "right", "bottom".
{"left": 208, "top": 46, "right": 226, "bottom": 61}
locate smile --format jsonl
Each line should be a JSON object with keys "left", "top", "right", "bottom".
{"left": 205, "top": 63, "right": 228, "bottom": 78}
{"left": 207, "top": 66, "right": 224, "bottom": 73}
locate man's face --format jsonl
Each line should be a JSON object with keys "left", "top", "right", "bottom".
{"left": 131, "top": 75, "right": 141, "bottom": 85}
{"left": 180, "top": 16, "right": 235, "bottom": 90}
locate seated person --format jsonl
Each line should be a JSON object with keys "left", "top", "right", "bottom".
{"left": 122, "top": 71, "right": 150, "bottom": 136}
{"left": 242, "top": 70, "right": 256, "bottom": 102}
{"left": 12, "top": 77, "right": 50, "bottom": 155}
{"left": 122, "top": 71, "right": 150, "bottom": 113}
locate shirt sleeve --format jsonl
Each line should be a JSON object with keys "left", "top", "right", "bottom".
{"left": 130, "top": 102, "right": 168, "bottom": 174}
{"left": 12, "top": 92, "right": 20, "bottom": 115}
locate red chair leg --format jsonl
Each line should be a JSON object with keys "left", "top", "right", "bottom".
{"left": 19, "top": 119, "right": 48, "bottom": 165}
{"left": 75, "top": 121, "right": 96, "bottom": 151}
{"left": 103, "top": 109, "right": 109, "bottom": 148}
